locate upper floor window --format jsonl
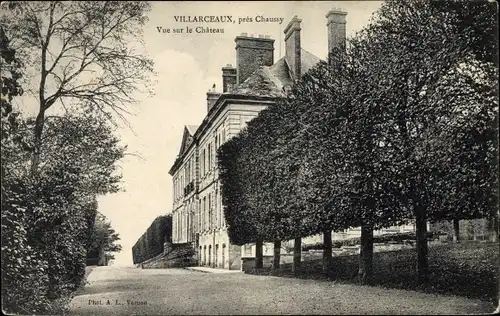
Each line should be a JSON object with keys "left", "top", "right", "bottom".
{"left": 203, "top": 196, "right": 207, "bottom": 230}
{"left": 208, "top": 193, "right": 212, "bottom": 229}
{"left": 201, "top": 149, "right": 205, "bottom": 176}
{"left": 207, "top": 143, "right": 212, "bottom": 172}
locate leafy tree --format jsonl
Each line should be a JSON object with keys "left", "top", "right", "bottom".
{"left": 24, "top": 109, "right": 125, "bottom": 297}
{"left": 87, "top": 212, "right": 122, "bottom": 266}
{"left": 1, "top": 22, "right": 50, "bottom": 314}
{"left": 218, "top": 132, "right": 261, "bottom": 245}
{"left": 429, "top": 56, "right": 498, "bottom": 240}
{"left": 355, "top": 0, "right": 498, "bottom": 282}
{"left": 2, "top": 3, "right": 151, "bottom": 311}
{"left": 0, "top": 1, "right": 154, "bottom": 174}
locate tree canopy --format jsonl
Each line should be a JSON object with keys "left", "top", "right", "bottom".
{"left": 217, "top": 0, "right": 498, "bottom": 283}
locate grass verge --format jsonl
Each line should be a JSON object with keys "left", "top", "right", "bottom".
{"left": 247, "top": 242, "right": 499, "bottom": 304}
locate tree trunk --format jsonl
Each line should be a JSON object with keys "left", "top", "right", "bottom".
{"left": 255, "top": 240, "right": 263, "bottom": 269}
{"left": 415, "top": 214, "right": 429, "bottom": 283}
{"left": 31, "top": 110, "right": 46, "bottom": 175}
{"left": 358, "top": 224, "right": 374, "bottom": 285}
{"left": 491, "top": 215, "right": 499, "bottom": 242}
{"left": 453, "top": 219, "right": 460, "bottom": 243}
{"left": 322, "top": 230, "right": 333, "bottom": 276}
{"left": 292, "top": 237, "right": 301, "bottom": 274}
{"left": 273, "top": 240, "right": 281, "bottom": 271}
{"left": 46, "top": 242, "right": 59, "bottom": 300}
{"left": 472, "top": 222, "right": 477, "bottom": 241}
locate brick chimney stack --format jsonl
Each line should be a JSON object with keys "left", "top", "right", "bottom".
{"left": 283, "top": 16, "right": 302, "bottom": 81}
{"left": 235, "top": 33, "right": 274, "bottom": 84}
{"left": 206, "top": 84, "right": 221, "bottom": 112}
{"left": 222, "top": 64, "right": 237, "bottom": 93}
{"left": 326, "top": 9, "right": 347, "bottom": 56}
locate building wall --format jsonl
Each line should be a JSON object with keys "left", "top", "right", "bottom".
{"left": 171, "top": 100, "right": 269, "bottom": 269}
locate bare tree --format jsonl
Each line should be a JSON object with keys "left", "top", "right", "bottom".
{"left": 1, "top": 1, "right": 154, "bottom": 173}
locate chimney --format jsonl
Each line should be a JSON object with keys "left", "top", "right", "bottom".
{"left": 206, "top": 84, "right": 221, "bottom": 112}
{"left": 222, "top": 64, "right": 237, "bottom": 93}
{"left": 284, "top": 16, "right": 302, "bottom": 81}
{"left": 326, "top": 9, "right": 347, "bottom": 56}
{"left": 235, "top": 33, "right": 274, "bottom": 84}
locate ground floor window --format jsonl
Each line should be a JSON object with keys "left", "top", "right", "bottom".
{"left": 199, "top": 246, "right": 202, "bottom": 266}
{"left": 208, "top": 245, "right": 212, "bottom": 266}
{"left": 215, "top": 244, "right": 219, "bottom": 268}
{"left": 203, "top": 245, "right": 206, "bottom": 265}
{"left": 222, "top": 244, "right": 226, "bottom": 269}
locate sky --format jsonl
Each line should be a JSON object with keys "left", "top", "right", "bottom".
{"left": 14, "top": 1, "right": 383, "bottom": 266}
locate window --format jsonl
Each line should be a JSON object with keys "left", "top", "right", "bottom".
{"left": 198, "top": 200, "right": 201, "bottom": 231}
{"left": 215, "top": 244, "right": 219, "bottom": 268}
{"left": 208, "top": 193, "right": 212, "bottom": 229}
{"left": 208, "top": 245, "right": 212, "bottom": 266}
{"left": 222, "top": 129, "right": 226, "bottom": 143}
{"left": 214, "top": 190, "right": 218, "bottom": 228}
{"left": 201, "top": 150, "right": 205, "bottom": 176}
{"left": 173, "top": 213, "right": 176, "bottom": 241}
{"left": 203, "top": 197, "right": 206, "bottom": 230}
{"left": 217, "top": 189, "right": 221, "bottom": 227}
{"left": 212, "top": 141, "right": 216, "bottom": 167}
{"left": 192, "top": 158, "right": 195, "bottom": 180}
{"left": 208, "top": 143, "right": 212, "bottom": 172}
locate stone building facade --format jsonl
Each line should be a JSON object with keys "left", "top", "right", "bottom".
{"left": 169, "top": 9, "right": 421, "bottom": 269}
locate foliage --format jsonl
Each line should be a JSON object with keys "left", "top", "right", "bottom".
{"left": 218, "top": 132, "right": 260, "bottom": 245}
{"left": 1, "top": 23, "right": 51, "bottom": 314}
{"left": 1, "top": 2, "right": 151, "bottom": 314}
{"left": 1, "top": 99, "right": 126, "bottom": 313}
{"left": 0, "top": 1, "right": 154, "bottom": 173}
{"left": 132, "top": 215, "right": 172, "bottom": 264}
{"left": 354, "top": 0, "right": 498, "bottom": 281}
{"left": 86, "top": 212, "right": 122, "bottom": 266}
{"left": 218, "top": 0, "right": 497, "bottom": 284}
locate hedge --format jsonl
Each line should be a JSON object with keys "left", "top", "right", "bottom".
{"left": 132, "top": 215, "right": 172, "bottom": 264}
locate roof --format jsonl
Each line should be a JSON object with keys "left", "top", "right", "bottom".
{"left": 228, "top": 66, "right": 285, "bottom": 97}
{"left": 169, "top": 48, "right": 322, "bottom": 175}
{"left": 227, "top": 48, "right": 322, "bottom": 97}
{"left": 300, "top": 49, "right": 323, "bottom": 75}
{"left": 177, "top": 125, "right": 197, "bottom": 157}
{"left": 186, "top": 125, "right": 199, "bottom": 135}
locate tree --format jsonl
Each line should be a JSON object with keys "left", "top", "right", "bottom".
{"left": 0, "top": 1, "right": 153, "bottom": 174}
{"left": 428, "top": 56, "right": 498, "bottom": 240}
{"left": 1, "top": 3, "right": 152, "bottom": 307}
{"left": 23, "top": 109, "right": 126, "bottom": 297}
{"left": 355, "top": 0, "right": 498, "bottom": 282}
{"left": 218, "top": 131, "right": 261, "bottom": 246}
{"left": 87, "top": 212, "right": 122, "bottom": 266}
{"left": 2, "top": 24, "right": 127, "bottom": 310}
{"left": 1, "top": 22, "right": 50, "bottom": 314}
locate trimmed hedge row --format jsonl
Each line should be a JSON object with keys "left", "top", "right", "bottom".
{"left": 132, "top": 215, "right": 172, "bottom": 264}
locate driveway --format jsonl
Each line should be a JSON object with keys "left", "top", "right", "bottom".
{"left": 68, "top": 265, "right": 495, "bottom": 315}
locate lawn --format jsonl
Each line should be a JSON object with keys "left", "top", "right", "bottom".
{"left": 247, "top": 241, "right": 499, "bottom": 303}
